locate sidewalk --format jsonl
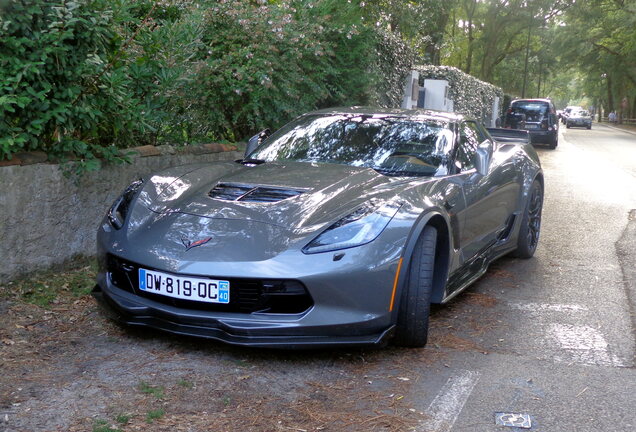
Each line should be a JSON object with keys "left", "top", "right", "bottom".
{"left": 597, "top": 121, "right": 636, "bottom": 136}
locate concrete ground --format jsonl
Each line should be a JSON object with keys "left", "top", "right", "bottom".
{"left": 1, "top": 123, "right": 635, "bottom": 432}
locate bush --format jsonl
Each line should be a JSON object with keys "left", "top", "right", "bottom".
{"left": 0, "top": 0, "right": 195, "bottom": 171}
{"left": 173, "top": 0, "right": 381, "bottom": 141}
{"left": 0, "top": 0, "right": 416, "bottom": 170}
{"left": 1, "top": 0, "right": 126, "bottom": 167}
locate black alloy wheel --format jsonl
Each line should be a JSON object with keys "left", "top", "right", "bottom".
{"left": 513, "top": 180, "right": 543, "bottom": 258}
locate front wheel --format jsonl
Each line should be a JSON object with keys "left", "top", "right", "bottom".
{"left": 393, "top": 226, "right": 437, "bottom": 348}
{"left": 513, "top": 180, "right": 543, "bottom": 258}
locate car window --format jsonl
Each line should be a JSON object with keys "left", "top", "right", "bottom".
{"left": 456, "top": 121, "right": 480, "bottom": 172}
{"left": 250, "top": 114, "right": 454, "bottom": 177}
{"left": 509, "top": 101, "right": 550, "bottom": 122}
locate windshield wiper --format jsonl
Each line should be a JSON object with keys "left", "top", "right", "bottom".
{"left": 238, "top": 158, "right": 267, "bottom": 165}
{"left": 372, "top": 167, "right": 431, "bottom": 177}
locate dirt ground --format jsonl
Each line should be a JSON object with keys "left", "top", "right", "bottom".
{"left": 0, "top": 263, "right": 505, "bottom": 432}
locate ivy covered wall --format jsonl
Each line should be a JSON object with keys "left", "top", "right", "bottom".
{"left": 415, "top": 65, "right": 504, "bottom": 123}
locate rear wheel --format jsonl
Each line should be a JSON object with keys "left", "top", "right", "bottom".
{"left": 548, "top": 136, "right": 558, "bottom": 149}
{"left": 513, "top": 180, "right": 543, "bottom": 258}
{"left": 394, "top": 226, "right": 436, "bottom": 347}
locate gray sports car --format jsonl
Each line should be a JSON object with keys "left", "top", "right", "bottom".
{"left": 93, "top": 107, "right": 543, "bottom": 348}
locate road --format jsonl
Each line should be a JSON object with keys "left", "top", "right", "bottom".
{"left": 2, "top": 123, "right": 635, "bottom": 432}
{"left": 402, "top": 122, "right": 636, "bottom": 431}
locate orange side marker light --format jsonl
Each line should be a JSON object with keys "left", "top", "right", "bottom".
{"left": 389, "top": 258, "right": 403, "bottom": 311}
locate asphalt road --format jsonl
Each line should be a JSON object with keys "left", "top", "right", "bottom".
{"left": 3, "top": 123, "right": 636, "bottom": 432}
{"left": 405, "top": 122, "right": 636, "bottom": 431}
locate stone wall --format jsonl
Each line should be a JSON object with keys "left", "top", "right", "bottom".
{"left": 0, "top": 144, "right": 242, "bottom": 283}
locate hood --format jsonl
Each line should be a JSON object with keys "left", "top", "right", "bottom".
{"left": 138, "top": 161, "right": 417, "bottom": 232}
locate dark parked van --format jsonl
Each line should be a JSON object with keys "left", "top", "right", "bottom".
{"left": 504, "top": 98, "right": 558, "bottom": 149}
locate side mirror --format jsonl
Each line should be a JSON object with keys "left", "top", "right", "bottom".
{"left": 475, "top": 140, "right": 493, "bottom": 176}
{"left": 244, "top": 129, "right": 271, "bottom": 158}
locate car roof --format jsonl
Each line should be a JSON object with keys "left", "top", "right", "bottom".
{"left": 305, "top": 106, "right": 466, "bottom": 123}
{"left": 511, "top": 98, "right": 553, "bottom": 105}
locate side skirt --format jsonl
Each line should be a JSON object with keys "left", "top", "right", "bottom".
{"left": 440, "top": 240, "right": 517, "bottom": 304}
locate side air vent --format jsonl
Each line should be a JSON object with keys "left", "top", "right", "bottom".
{"left": 209, "top": 183, "right": 306, "bottom": 203}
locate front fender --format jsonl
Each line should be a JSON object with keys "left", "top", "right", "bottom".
{"left": 391, "top": 208, "right": 452, "bottom": 323}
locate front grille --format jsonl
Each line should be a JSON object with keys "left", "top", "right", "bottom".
{"left": 106, "top": 255, "right": 313, "bottom": 314}
{"left": 209, "top": 183, "right": 306, "bottom": 203}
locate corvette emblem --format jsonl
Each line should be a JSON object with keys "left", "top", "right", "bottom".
{"left": 181, "top": 236, "right": 212, "bottom": 251}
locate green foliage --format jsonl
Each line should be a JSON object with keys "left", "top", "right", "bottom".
{"left": 115, "top": 414, "right": 130, "bottom": 425}
{"left": 139, "top": 381, "right": 165, "bottom": 399}
{"left": 0, "top": 0, "right": 417, "bottom": 167}
{"left": 175, "top": 0, "right": 382, "bottom": 140}
{"left": 146, "top": 409, "right": 165, "bottom": 423}
{"left": 554, "top": 0, "right": 636, "bottom": 116}
{"left": 92, "top": 419, "right": 121, "bottom": 432}
{"left": 3, "top": 257, "right": 97, "bottom": 308}
{"left": 0, "top": 0, "right": 138, "bottom": 166}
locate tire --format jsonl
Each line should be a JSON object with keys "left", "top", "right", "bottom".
{"left": 587, "top": 125, "right": 591, "bottom": 129}
{"left": 394, "top": 226, "right": 436, "bottom": 348}
{"left": 566, "top": 123, "right": 571, "bottom": 128}
{"left": 513, "top": 180, "right": 543, "bottom": 259}
{"left": 548, "top": 136, "right": 558, "bottom": 149}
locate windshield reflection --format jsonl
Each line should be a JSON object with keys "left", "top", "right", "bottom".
{"left": 250, "top": 114, "right": 453, "bottom": 177}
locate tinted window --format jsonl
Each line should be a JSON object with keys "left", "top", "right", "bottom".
{"left": 456, "top": 121, "right": 480, "bottom": 172}
{"left": 250, "top": 114, "right": 454, "bottom": 177}
{"left": 510, "top": 101, "right": 550, "bottom": 122}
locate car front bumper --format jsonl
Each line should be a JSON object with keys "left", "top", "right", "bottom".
{"left": 92, "top": 277, "right": 395, "bottom": 348}
{"left": 92, "top": 229, "right": 404, "bottom": 348}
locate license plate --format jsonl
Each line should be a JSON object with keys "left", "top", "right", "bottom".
{"left": 525, "top": 124, "right": 539, "bottom": 129}
{"left": 138, "top": 268, "right": 230, "bottom": 304}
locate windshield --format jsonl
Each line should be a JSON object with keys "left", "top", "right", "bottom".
{"left": 509, "top": 101, "right": 550, "bottom": 122}
{"left": 249, "top": 114, "right": 454, "bottom": 177}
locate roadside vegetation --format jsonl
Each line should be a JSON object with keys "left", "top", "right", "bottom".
{"left": 0, "top": 257, "right": 96, "bottom": 308}
{"left": 1, "top": 0, "right": 634, "bottom": 172}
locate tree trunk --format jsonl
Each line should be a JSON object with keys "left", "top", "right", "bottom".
{"left": 607, "top": 74, "right": 614, "bottom": 113}
{"left": 463, "top": 0, "right": 477, "bottom": 74}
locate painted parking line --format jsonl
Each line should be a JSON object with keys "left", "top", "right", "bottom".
{"left": 417, "top": 370, "right": 480, "bottom": 432}
{"left": 509, "top": 302, "right": 589, "bottom": 313}
{"left": 549, "top": 323, "right": 626, "bottom": 367}
{"left": 509, "top": 302, "right": 627, "bottom": 367}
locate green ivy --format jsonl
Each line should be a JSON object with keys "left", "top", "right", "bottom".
{"left": 416, "top": 65, "right": 504, "bottom": 123}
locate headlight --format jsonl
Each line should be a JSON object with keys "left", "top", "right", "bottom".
{"left": 107, "top": 178, "right": 144, "bottom": 229}
{"left": 302, "top": 201, "right": 401, "bottom": 254}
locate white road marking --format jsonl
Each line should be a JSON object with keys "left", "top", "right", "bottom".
{"left": 509, "top": 302, "right": 588, "bottom": 312}
{"left": 549, "top": 323, "right": 626, "bottom": 367}
{"left": 418, "top": 370, "right": 480, "bottom": 432}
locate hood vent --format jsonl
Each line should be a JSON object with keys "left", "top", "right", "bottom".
{"left": 209, "top": 183, "right": 306, "bottom": 203}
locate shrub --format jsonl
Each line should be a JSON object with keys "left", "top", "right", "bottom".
{"left": 0, "top": 0, "right": 194, "bottom": 170}
{"left": 173, "top": 0, "right": 381, "bottom": 141}
{"left": 0, "top": 0, "right": 416, "bottom": 169}
{"left": 0, "top": 0, "right": 130, "bottom": 166}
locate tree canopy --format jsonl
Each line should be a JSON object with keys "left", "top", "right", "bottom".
{"left": 1, "top": 0, "right": 634, "bottom": 169}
